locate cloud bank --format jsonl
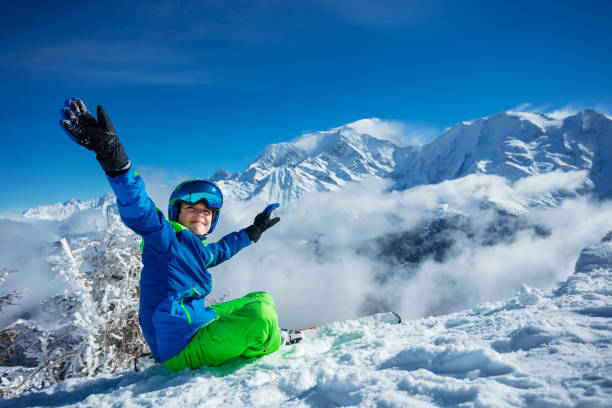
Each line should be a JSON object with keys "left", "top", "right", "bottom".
{"left": 211, "top": 171, "right": 612, "bottom": 328}
{"left": 2, "top": 170, "right": 610, "bottom": 332}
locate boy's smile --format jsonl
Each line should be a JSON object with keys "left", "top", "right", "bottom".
{"left": 178, "top": 202, "right": 214, "bottom": 236}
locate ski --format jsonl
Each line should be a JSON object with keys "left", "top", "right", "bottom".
{"left": 135, "top": 312, "right": 402, "bottom": 371}
{"left": 278, "top": 312, "right": 402, "bottom": 346}
{"left": 294, "top": 311, "right": 402, "bottom": 332}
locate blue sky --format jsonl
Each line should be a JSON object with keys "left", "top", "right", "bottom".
{"left": 1, "top": 0, "right": 611, "bottom": 213}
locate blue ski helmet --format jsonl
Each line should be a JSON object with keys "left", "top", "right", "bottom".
{"left": 168, "top": 179, "right": 223, "bottom": 234}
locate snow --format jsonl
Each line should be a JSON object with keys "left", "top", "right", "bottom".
{"left": 2, "top": 180, "right": 612, "bottom": 406}
{"left": 290, "top": 130, "right": 336, "bottom": 155}
{"left": 21, "top": 193, "right": 116, "bottom": 221}
{"left": 219, "top": 109, "right": 612, "bottom": 203}
{"left": 505, "top": 111, "right": 564, "bottom": 130}
{"left": 344, "top": 118, "right": 406, "bottom": 146}
{"left": 476, "top": 160, "right": 491, "bottom": 173}
{"left": 2, "top": 107, "right": 612, "bottom": 406}
{"left": 4, "top": 251, "right": 611, "bottom": 407}
{"left": 288, "top": 118, "right": 405, "bottom": 155}
{"left": 221, "top": 120, "right": 400, "bottom": 204}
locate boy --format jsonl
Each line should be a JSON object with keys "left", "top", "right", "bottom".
{"left": 60, "top": 98, "right": 301, "bottom": 371}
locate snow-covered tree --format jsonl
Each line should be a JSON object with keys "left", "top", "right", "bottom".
{"left": 1, "top": 211, "right": 147, "bottom": 399}
{"left": 0, "top": 268, "right": 23, "bottom": 313}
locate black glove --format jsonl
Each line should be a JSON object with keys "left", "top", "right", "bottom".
{"left": 60, "top": 98, "right": 130, "bottom": 177}
{"left": 245, "top": 204, "right": 281, "bottom": 243}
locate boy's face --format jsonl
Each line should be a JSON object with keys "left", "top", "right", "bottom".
{"left": 178, "top": 202, "right": 214, "bottom": 236}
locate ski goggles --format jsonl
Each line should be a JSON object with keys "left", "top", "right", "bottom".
{"left": 169, "top": 181, "right": 223, "bottom": 209}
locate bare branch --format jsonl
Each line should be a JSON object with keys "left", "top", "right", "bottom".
{"left": 0, "top": 290, "right": 23, "bottom": 313}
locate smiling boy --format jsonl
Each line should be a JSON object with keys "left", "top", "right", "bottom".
{"left": 60, "top": 98, "right": 301, "bottom": 371}
{"left": 179, "top": 202, "right": 214, "bottom": 236}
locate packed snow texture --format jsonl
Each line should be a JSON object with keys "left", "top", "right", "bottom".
{"left": 3, "top": 236, "right": 611, "bottom": 407}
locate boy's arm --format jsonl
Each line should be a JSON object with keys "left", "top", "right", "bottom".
{"left": 205, "top": 204, "right": 281, "bottom": 268}
{"left": 203, "top": 230, "right": 252, "bottom": 268}
{"left": 107, "top": 168, "right": 174, "bottom": 252}
{"left": 61, "top": 98, "right": 174, "bottom": 252}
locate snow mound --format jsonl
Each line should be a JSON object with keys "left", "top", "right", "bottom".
{"left": 6, "top": 237, "right": 611, "bottom": 407}
{"left": 574, "top": 231, "right": 612, "bottom": 273}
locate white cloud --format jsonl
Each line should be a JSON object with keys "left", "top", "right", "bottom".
{"left": 397, "top": 121, "right": 442, "bottom": 146}
{"left": 511, "top": 102, "right": 552, "bottom": 114}
{"left": 593, "top": 103, "right": 612, "bottom": 120}
{"left": 346, "top": 118, "right": 441, "bottom": 146}
{"left": 510, "top": 101, "right": 607, "bottom": 120}
{"left": 0, "top": 217, "right": 91, "bottom": 328}
{"left": 543, "top": 103, "right": 612, "bottom": 120}
{"left": 513, "top": 102, "right": 531, "bottom": 111}
{"left": 4, "top": 39, "right": 212, "bottom": 85}
{"left": 313, "top": 0, "right": 442, "bottom": 27}
{"left": 3, "top": 170, "right": 609, "bottom": 331}
{"left": 545, "top": 105, "right": 581, "bottom": 120}
{"left": 512, "top": 170, "right": 589, "bottom": 197}
{"left": 206, "top": 171, "right": 611, "bottom": 327}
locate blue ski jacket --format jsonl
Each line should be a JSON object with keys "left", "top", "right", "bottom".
{"left": 107, "top": 168, "right": 252, "bottom": 362}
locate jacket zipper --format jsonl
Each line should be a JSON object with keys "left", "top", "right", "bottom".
{"left": 180, "top": 287, "right": 202, "bottom": 324}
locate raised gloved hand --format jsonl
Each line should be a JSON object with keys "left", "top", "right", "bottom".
{"left": 245, "top": 204, "right": 281, "bottom": 243}
{"left": 60, "top": 97, "right": 130, "bottom": 177}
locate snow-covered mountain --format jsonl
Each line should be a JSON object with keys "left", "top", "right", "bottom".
{"left": 210, "top": 118, "right": 399, "bottom": 203}
{"left": 20, "top": 109, "right": 611, "bottom": 220}
{"left": 393, "top": 109, "right": 612, "bottom": 198}
{"left": 211, "top": 110, "right": 612, "bottom": 204}
{"left": 22, "top": 193, "right": 117, "bottom": 221}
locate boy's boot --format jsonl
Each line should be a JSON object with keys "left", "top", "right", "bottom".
{"left": 280, "top": 329, "right": 304, "bottom": 345}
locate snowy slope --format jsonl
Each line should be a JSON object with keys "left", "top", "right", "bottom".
{"left": 3, "top": 234, "right": 611, "bottom": 408}
{"left": 211, "top": 110, "right": 611, "bottom": 204}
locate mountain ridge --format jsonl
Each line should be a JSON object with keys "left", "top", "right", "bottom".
{"left": 18, "top": 109, "right": 611, "bottom": 219}
{"left": 213, "top": 109, "right": 611, "bottom": 204}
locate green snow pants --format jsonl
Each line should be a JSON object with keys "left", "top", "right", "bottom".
{"left": 163, "top": 291, "right": 281, "bottom": 371}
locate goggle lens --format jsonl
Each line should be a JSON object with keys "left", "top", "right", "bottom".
{"left": 182, "top": 192, "right": 222, "bottom": 209}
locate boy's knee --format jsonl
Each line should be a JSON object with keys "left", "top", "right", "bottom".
{"left": 239, "top": 301, "right": 278, "bottom": 335}
{"left": 245, "top": 291, "right": 275, "bottom": 309}
{"left": 251, "top": 301, "right": 278, "bottom": 323}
